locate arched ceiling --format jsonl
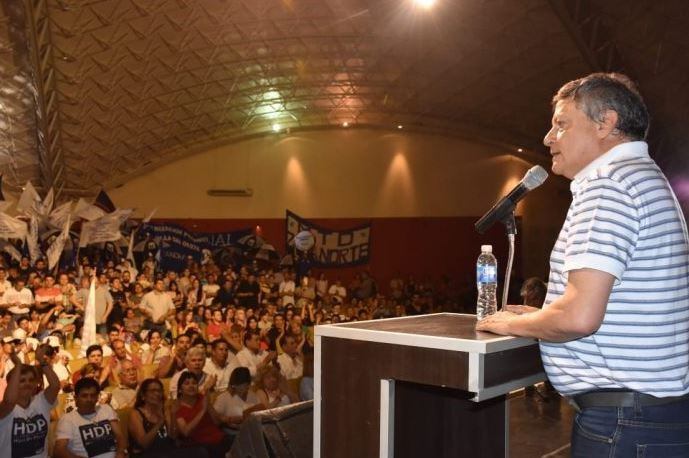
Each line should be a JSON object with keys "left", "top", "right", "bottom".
{"left": 1, "top": 0, "right": 688, "bottom": 199}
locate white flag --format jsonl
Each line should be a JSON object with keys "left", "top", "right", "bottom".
{"left": 49, "top": 201, "right": 73, "bottom": 229}
{"left": 79, "top": 212, "right": 127, "bottom": 247}
{"left": 47, "top": 215, "right": 71, "bottom": 270}
{"left": 15, "top": 181, "right": 41, "bottom": 216}
{"left": 26, "top": 216, "right": 41, "bottom": 264}
{"left": 0, "top": 213, "right": 28, "bottom": 240}
{"left": 39, "top": 187, "right": 54, "bottom": 216}
{"left": 0, "top": 240, "right": 22, "bottom": 263}
{"left": 80, "top": 274, "right": 98, "bottom": 355}
{"left": 74, "top": 198, "right": 105, "bottom": 221}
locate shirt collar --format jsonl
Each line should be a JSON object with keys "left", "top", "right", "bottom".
{"left": 571, "top": 141, "right": 649, "bottom": 191}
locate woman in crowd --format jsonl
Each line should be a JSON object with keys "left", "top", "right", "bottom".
{"left": 253, "top": 365, "right": 298, "bottom": 409}
{"left": 177, "top": 310, "right": 200, "bottom": 337}
{"left": 141, "top": 330, "right": 170, "bottom": 365}
{"left": 187, "top": 278, "right": 206, "bottom": 308}
{"left": 246, "top": 316, "right": 259, "bottom": 333}
{"left": 124, "top": 308, "right": 143, "bottom": 339}
{"left": 0, "top": 344, "right": 60, "bottom": 458}
{"left": 167, "top": 281, "right": 184, "bottom": 308}
{"left": 129, "top": 378, "right": 206, "bottom": 457}
{"left": 175, "top": 371, "right": 232, "bottom": 458}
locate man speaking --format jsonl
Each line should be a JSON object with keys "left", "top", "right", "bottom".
{"left": 477, "top": 73, "right": 689, "bottom": 457}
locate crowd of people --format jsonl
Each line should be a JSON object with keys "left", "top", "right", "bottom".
{"left": 0, "top": 252, "right": 466, "bottom": 457}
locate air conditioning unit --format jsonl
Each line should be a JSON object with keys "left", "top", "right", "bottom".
{"left": 206, "top": 188, "right": 253, "bottom": 197}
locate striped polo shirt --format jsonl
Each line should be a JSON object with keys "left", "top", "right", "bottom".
{"left": 540, "top": 141, "right": 689, "bottom": 397}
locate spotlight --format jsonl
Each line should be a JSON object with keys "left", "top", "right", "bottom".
{"left": 413, "top": 0, "right": 436, "bottom": 9}
{"left": 342, "top": 122, "right": 349, "bottom": 127}
{"left": 517, "top": 148, "right": 523, "bottom": 153}
{"left": 272, "top": 123, "right": 281, "bottom": 132}
{"left": 397, "top": 125, "right": 403, "bottom": 129}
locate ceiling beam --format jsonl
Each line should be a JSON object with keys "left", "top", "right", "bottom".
{"left": 23, "top": 0, "right": 67, "bottom": 200}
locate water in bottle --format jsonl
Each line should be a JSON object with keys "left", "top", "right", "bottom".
{"left": 476, "top": 245, "right": 498, "bottom": 320}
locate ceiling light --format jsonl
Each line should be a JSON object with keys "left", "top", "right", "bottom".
{"left": 272, "top": 123, "right": 281, "bottom": 132}
{"left": 517, "top": 148, "right": 523, "bottom": 153}
{"left": 342, "top": 122, "right": 349, "bottom": 127}
{"left": 413, "top": 0, "right": 437, "bottom": 9}
{"left": 397, "top": 125, "right": 403, "bottom": 129}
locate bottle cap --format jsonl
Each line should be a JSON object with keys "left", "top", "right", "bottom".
{"left": 481, "top": 245, "right": 492, "bottom": 253}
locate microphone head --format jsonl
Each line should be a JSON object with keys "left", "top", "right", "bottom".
{"left": 522, "top": 165, "right": 548, "bottom": 190}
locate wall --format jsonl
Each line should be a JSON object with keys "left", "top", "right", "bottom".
{"left": 110, "top": 128, "right": 571, "bottom": 298}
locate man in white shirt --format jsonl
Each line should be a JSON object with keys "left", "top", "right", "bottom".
{"left": 277, "top": 334, "right": 303, "bottom": 381}
{"left": 327, "top": 278, "right": 347, "bottom": 305}
{"left": 138, "top": 279, "right": 175, "bottom": 334}
{"left": 236, "top": 331, "right": 275, "bottom": 377}
{"left": 3, "top": 279, "right": 33, "bottom": 316}
{"left": 278, "top": 272, "right": 296, "bottom": 306}
{"left": 54, "top": 377, "right": 126, "bottom": 458}
{"left": 203, "top": 339, "right": 239, "bottom": 393}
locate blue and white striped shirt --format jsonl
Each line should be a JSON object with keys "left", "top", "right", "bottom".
{"left": 540, "top": 141, "right": 689, "bottom": 397}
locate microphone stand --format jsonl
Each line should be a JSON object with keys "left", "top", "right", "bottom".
{"left": 500, "top": 213, "right": 517, "bottom": 311}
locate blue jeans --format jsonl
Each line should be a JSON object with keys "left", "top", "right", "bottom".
{"left": 571, "top": 396, "right": 689, "bottom": 457}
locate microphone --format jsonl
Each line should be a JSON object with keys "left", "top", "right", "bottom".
{"left": 474, "top": 165, "right": 548, "bottom": 234}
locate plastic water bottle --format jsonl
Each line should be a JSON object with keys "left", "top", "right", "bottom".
{"left": 476, "top": 245, "right": 498, "bottom": 320}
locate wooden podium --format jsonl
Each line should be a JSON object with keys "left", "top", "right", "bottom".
{"left": 314, "top": 313, "right": 545, "bottom": 458}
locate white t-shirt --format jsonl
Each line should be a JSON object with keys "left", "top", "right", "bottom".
{"left": 56, "top": 404, "right": 118, "bottom": 458}
{"left": 213, "top": 390, "right": 260, "bottom": 418}
{"left": 278, "top": 281, "right": 295, "bottom": 306}
{"left": 0, "top": 392, "right": 54, "bottom": 458}
{"left": 277, "top": 353, "right": 303, "bottom": 380}
{"left": 236, "top": 347, "right": 266, "bottom": 377}
{"left": 203, "top": 356, "right": 240, "bottom": 393}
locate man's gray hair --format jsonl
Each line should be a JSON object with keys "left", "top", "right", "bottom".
{"left": 553, "top": 73, "right": 649, "bottom": 141}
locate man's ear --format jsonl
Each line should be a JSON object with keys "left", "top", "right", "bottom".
{"left": 597, "top": 110, "right": 619, "bottom": 138}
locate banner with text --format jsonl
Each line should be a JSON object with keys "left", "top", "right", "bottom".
{"left": 286, "top": 210, "right": 371, "bottom": 267}
{"left": 142, "top": 223, "right": 252, "bottom": 271}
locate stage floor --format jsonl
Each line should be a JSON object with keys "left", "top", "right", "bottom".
{"left": 510, "top": 388, "right": 575, "bottom": 458}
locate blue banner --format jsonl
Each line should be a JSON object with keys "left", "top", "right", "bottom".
{"left": 141, "top": 223, "right": 252, "bottom": 272}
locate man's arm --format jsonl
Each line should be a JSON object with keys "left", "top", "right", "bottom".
{"left": 476, "top": 269, "right": 614, "bottom": 342}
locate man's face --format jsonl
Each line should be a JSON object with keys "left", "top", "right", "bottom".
{"left": 177, "top": 336, "right": 191, "bottom": 352}
{"left": 45, "top": 277, "right": 55, "bottom": 287}
{"left": 247, "top": 334, "right": 261, "bottom": 351}
{"left": 113, "top": 341, "right": 127, "bottom": 359}
{"left": 75, "top": 387, "right": 99, "bottom": 413}
{"left": 543, "top": 99, "right": 603, "bottom": 180}
{"left": 155, "top": 280, "right": 165, "bottom": 292}
{"left": 187, "top": 354, "right": 205, "bottom": 372}
{"left": 59, "top": 274, "right": 69, "bottom": 286}
{"left": 120, "top": 361, "right": 138, "bottom": 387}
{"left": 212, "top": 342, "right": 228, "bottom": 364}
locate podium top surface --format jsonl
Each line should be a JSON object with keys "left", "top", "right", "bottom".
{"left": 315, "top": 313, "right": 538, "bottom": 354}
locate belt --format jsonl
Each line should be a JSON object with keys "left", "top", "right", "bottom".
{"left": 569, "top": 390, "right": 689, "bottom": 413}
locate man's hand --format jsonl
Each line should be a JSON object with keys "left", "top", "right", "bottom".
{"left": 503, "top": 304, "right": 540, "bottom": 315}
{"left": 475, "top": 311, "right": 520, "bottom": 336}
